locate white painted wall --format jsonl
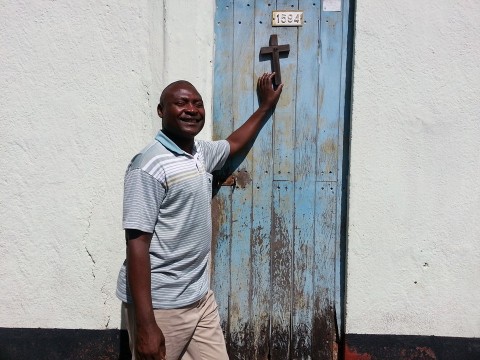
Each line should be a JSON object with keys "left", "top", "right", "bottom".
{"left": 346, "top": 0, "right": 480, "bottom": 337}
{"left": 2, "top": 0, "right": 479, "bottom": 340}
{"left": 0, "top": 0, "right": 215, "bottom": 329}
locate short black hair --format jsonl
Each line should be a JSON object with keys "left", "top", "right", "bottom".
{"left": 158, "top": 80, "right": 196, "bottom": 108}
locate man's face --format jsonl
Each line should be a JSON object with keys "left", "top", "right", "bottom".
{"left": 158, "top": 82, "right": 205, "bottom": 140}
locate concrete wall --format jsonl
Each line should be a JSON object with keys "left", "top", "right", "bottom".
{"left": 346, "top": 0, "right": 480, "bottom": 337}
{"left": 0, "top": 0, "right": 215, "bottom": 329}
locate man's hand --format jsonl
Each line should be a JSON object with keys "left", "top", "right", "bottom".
{"left": 135, "top": 321, "right": 166, "bottom": 360}
{"left": 257, "top": 72, "right": 283, "bottom": 112}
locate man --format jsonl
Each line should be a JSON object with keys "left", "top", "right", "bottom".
{"left": 116, "top": 73, "right": 282, "bottom": 360}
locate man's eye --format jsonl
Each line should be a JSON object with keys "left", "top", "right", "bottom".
{"left": 196, "top": 102, "right": 204, "bottom": 108}
{"left": 175, "top": 102, "right": 185, "bottom": 106}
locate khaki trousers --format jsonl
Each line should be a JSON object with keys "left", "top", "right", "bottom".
{"left": 123, "top": 290, "right": 229, "bottom": 360}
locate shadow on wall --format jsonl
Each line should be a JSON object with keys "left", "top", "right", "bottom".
{"left": 120, "top": 306, "right": 131, "bottom": 359}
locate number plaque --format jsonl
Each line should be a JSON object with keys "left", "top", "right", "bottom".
{"left": 272, "top": 10, "right": 303, "bottom": 27}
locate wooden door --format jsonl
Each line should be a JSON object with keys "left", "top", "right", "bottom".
{"left": 211, "top": 1, "right": 353, "bottom": 359}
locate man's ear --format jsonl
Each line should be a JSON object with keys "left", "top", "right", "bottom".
{"left": 157, "top": 103, "right": 163, "bottom": 118}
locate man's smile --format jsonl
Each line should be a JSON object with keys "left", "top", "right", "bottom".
{"left": 179, "top": 117, "right": 202, "bottom": 123}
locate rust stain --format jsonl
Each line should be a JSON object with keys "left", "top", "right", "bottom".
{"left": 213, "top": 170, "right": 234, "bottom": 189}
{"left": 235, "top": 169, "right": 252, "bottom": 189}
{"left": 344, "top": 345, "right": 373, "bottom": 360}
{"left": 220, "top": 174, "right": 236, "bottom": 186}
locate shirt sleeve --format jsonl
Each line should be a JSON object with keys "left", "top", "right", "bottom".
{"left": 199, "top": 140, "right": 230, "bottom": 173}
{"left": 123, "top": 168, "right": 165, "bottom": 233}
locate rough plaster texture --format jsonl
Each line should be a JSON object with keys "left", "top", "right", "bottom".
{"left": 346, "top": 0, "right": 480, "bottom": 337}
{"left": 0, "top": 1, "right": 215, "bottom": 329}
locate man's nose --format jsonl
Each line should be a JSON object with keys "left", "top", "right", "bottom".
{"left": 185, "top": 103, "right": 198, "bottom": 114}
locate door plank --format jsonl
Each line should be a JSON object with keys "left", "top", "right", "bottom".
{"left": 251, "top": 1, "right": 275, "bottom": 359}
{"left": 271, "top": 180, "right": 294, "bottom": 359}
{"left": 271, "top": 4, "right": 297, "bottom": 358}
{"left": 317, "top": 11, "right": 344, "bottom": 182}
{"left": 272, "top": 0, "right": 298, "bottom": 182}
{"left": 312, "top": 182, "right": 337, "bottom": 359}
{"left": 211, "top": 0, "right": 234, "bottom": 333}
{"left": 292, "top": 1, "right": 320, "bottom": 359}
{"left": 228, "top": 2, "right": 255, "bottom": 358}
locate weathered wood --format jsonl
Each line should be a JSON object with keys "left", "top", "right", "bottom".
{"left": 317, "top": 11, "right": 344, "bottom": 182}
{"left": 269, "top": 4, "right": 297, "bottom": 355}
{"left": 228, "top": 2, "right": 255, "bottom": 358}
{"left": 272, "top": 0, "right": 297, "bottom": 183}
{"left": 211, "top": 0, "right": 234, "bottom": 335}
{"left": 251, "top": 2, "right": 274, "bottom": 359}
{"left": 312, "top": 182, "right": 337, "bottom": 359}
{"left": 292, "top": 1, "right": 321, "bottom": 359}
{"left": 212, "top": 1, "right": 352, "bottom": 359}
{"left": 271, "top": 180, "right": 294, "bottom": 359}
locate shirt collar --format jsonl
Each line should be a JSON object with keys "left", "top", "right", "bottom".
{"left": 155, "top": 130, "right": 197, "bottom": 156}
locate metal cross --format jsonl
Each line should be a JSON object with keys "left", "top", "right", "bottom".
{"left": 260, "top": 34, "right": 290, "bottom": 85}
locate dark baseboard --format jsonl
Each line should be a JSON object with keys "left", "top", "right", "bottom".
{"left": 0, "top": 328, "right": 131, "bottom": 360}
{"left": 344, "top": 333, "right": 480, "bottom": 360}
{"left": 2, "top": 328, "right": 479, "bottom": 359}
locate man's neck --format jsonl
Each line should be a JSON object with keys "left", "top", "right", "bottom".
{"left": 161, "top": 130, "right": 195, "bottom": 155}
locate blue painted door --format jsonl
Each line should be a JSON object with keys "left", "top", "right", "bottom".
{"left": 211, "top": 1, "right": 352, "bottom": 359}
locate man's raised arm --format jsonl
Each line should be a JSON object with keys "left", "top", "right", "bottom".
{"left": 226, "top": 72, "right": 283, "bottom": 157}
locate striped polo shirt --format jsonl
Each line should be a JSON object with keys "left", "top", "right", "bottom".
{"left": 116, "top": 130, "right": 230, "bottom": 309}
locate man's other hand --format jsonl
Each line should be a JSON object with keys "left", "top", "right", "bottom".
{"left": 136, "top": 321, "right": 166, "bottom": 360}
